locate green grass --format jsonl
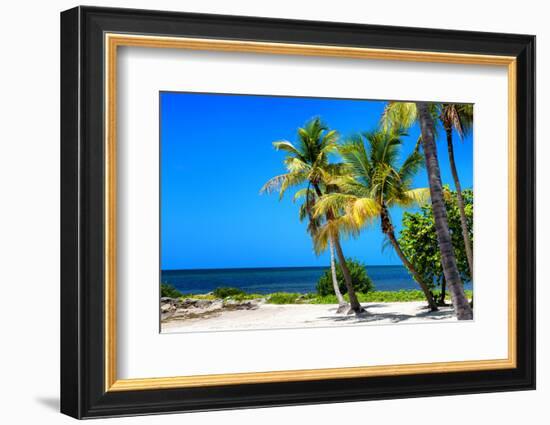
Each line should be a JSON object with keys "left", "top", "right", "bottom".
{"left": 308, "top": 290, "right": 473, "bottom": 304}
{"left": 228, "top": 293, "right": 264, "bottom": 301}
{"left": 162, "top": 286, "right": 473, "bottom": 305}
{"left": 244, "top": 290, "right": 472, "bottom": 304}
{"left": 265, "top": 292, "right": 317, "bottom": 304}
{"left": 178, "top": 293, "right": 217, "bottom": 300}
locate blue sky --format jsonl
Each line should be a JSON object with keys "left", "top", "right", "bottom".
{"left": 160, "top": 92, "right": 473, "bottom": 270}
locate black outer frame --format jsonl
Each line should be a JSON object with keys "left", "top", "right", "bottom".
{"left": 60, "top": 5, "right": 535, "bottom": 419}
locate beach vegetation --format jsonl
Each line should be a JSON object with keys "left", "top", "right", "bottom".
{"left": 227, "top": 292, "right": 264, "bottom": 301}
{"left": 164, "top": 100, "right": 475, "bottom": 324}
{"left": 416, "top": 103, "right": 472, "bottom": 319}
{"left": 261, "top": 118, "right": 363, "bottom": 314}
{"left": 163, "top": 286, "right": 473, "bottom": 306}
{"left": 266, "top": 292, "right": 311, "bottom": 304}
{"left": 382, "top": 101, "right": 473, "bottom": 319}
{"left": 160, "top": 283, "right": 183, "bottom": 298}
{"left": 314, "top": 289, "right": 472, "bottom": 304}
{"left": 313, "top": 128, "right": 439, "bottom": 310}
{"left": 212, "top": 287, "right": 246, "bottom": 298}
{"left": 439, "top": 104, "right": 474, "bottom": 277}
{"left": 399, "top": 188, "right": 473, "bottom": 305}
{"left": 382, "top": 103, "right": 474, "bottom": 278}
{"left": 316, "top": 258, "right": 374, "bottom": 296}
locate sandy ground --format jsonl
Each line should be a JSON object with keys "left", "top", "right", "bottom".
{"left": 161, "top": 301, "right": 457, "bottom": 333}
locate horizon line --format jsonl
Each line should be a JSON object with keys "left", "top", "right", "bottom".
{"left": 161, "top": 264, "right": 403, "bottom": 272}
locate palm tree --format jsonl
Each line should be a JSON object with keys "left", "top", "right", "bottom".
{"left": 314, "top": 129, "right": 439, "bottom": 311}
{"left": 440, "top": 104, "right": 474, "bottom": 278}
{"left": 309, "top": 200, "right": 366, "bottom": 314}
{"left": 383, "top": 102, "right": 474, "bottom": 279}
{"left": 416, "top": 103, "right": 473, "bottom": 320}
{"left": 293, "top": 187, "right": 348, "bottom": 312}
{"left": 260, "top": 118, "right": 363, "bottom": 314}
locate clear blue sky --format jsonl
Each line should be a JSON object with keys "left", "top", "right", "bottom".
{"left": 160, "top": 92, "right": 473, "bottom": 270}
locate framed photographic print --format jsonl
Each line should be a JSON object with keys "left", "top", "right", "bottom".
{"left": 60, "top": 6, "right": 535, "bottom": 419}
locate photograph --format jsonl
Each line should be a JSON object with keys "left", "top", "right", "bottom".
{"left": 57, "top": 5, "right": 535, "bottom": 419}
{"left": 159, "top": 92, "right": 475, "bottom": 333}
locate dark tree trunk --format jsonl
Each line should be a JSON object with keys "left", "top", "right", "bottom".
{"left": 439, "top": 277, "right": 447, "bottom": 305}
{"left": 380, "top": 207, "right": 438, "bottom": 311}
{"left": 417, "top": 103, "right": 473, "bottom": 320}
{"left": 445, "top": 126, "right": 474, "bottom": 278}
{"left": 332, "top": 236, "right": 365, "bottom": 315}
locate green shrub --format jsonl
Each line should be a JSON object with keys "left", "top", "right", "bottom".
{"left": 213, "top": 287, "right": 246, "bottom": 298}
{"left": 316, "top": 258, "right": 374, "bottom": 296}
{"left": 161, "top": 283, "right": 183, "bottom": 298}
{"left": 399, "top": 188, "right": 473, "bottom": 289}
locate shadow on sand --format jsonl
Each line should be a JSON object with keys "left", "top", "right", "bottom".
{"left": 317, "top": 305, "right": 455, "bottom": 324}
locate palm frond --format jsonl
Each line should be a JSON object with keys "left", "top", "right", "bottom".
{"left": 278, "top": 172, "right": 307, "bottom": 200}
{"left": 292, "top": 188, "right": 311, "bottom": 203}
{"left": 298, "top": 202, "right": 308, "bottom": 222}
{"left": 440, "top": 103, "right": 474, "bottom": 141}
{"left": 348, "top": 197, "right": 380, "bottom": 227}
{"left": 313, "top": 216, "right": 358, "bottom": 255}
{"left": 380, "top": 102, "right": 418, "bottom": 132}
{"left": 455, "top": 104, "right": 473, "bottom": 139}
{"left": 259, "top": 172, "right": 307, "bottom": 199}
{"left": 339, "top": 136, "right": 372, "bottom": 180}
{"left": 259, "top": 174, "right": 287, "bottom": 195}
{"left": 313, "top": 193, "right": 356, "bottom": 218}
{"left": 324, "top": 162, "right": 351, "bottom": 179}
{"left": 272, "top": 140, "right": 303, "bottom": 158}
{"left": 370, "top": 162, "right": 395, "bottom": 198}
{"left": 329, "top": 175, "right": 369, "bottom": 197}
{"left": 320, "top": 129, "right": 339, "bottom": 150}
{"left": 398, "top": 149, "right": 425, "bottom": 183}
{"left": 284, "top": 156, "right": 311, "bottom": 173}
{"left": 398, "top": 188, "right": 431, "bottom": 207}
{"left": 312, "top": 221, "right": 334, "bottom": 254}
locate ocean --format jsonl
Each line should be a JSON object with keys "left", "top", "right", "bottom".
{"left": 161, "top": 266, "right": 472, "bottom": 294}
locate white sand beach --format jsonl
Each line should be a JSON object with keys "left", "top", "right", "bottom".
{"left": 161, "top": 301, "right": 457, "bottom": 333}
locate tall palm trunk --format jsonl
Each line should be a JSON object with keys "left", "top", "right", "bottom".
{"left": 332, "top": 236, "right": 365, "bottom": 314}
{"left": 329, "top": 236, "right": 348, "bottom": 312}
{"left": 445, "top": 126, "right": 474, "bottom": 278}
{"left": 380, "top": 206, "right": 438, "bottom": 311}
{"left": 417, "top": 103, "right": 473, "bottom": 320}
{"left": 312, "top": 183, "right": 363, "bottom": 314}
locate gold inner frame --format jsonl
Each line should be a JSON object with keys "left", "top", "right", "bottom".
{"left": 104, "top": 33, "right": 517, "bottom": 392}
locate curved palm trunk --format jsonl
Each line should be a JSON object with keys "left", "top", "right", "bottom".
{"left": 329, "top": 236, "right": 348, "bottom": 312}
{"left": 417, "top": 103, "right": 473, "bottom": 320}
{"left": 312, "top": 183, "right": 358, "bottom": 314}
{"left": 332, "top": 236, "right": 365, "bottom": 315}
{"left": 380, "top": 207, "right": 438, "bottom": 311}
{"left": 445, "top": 127, "right": 474, "bottom": 278}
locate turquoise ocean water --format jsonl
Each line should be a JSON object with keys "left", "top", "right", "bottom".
{"left": 161, "top": 266, "right": 472, "bottom": 295}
